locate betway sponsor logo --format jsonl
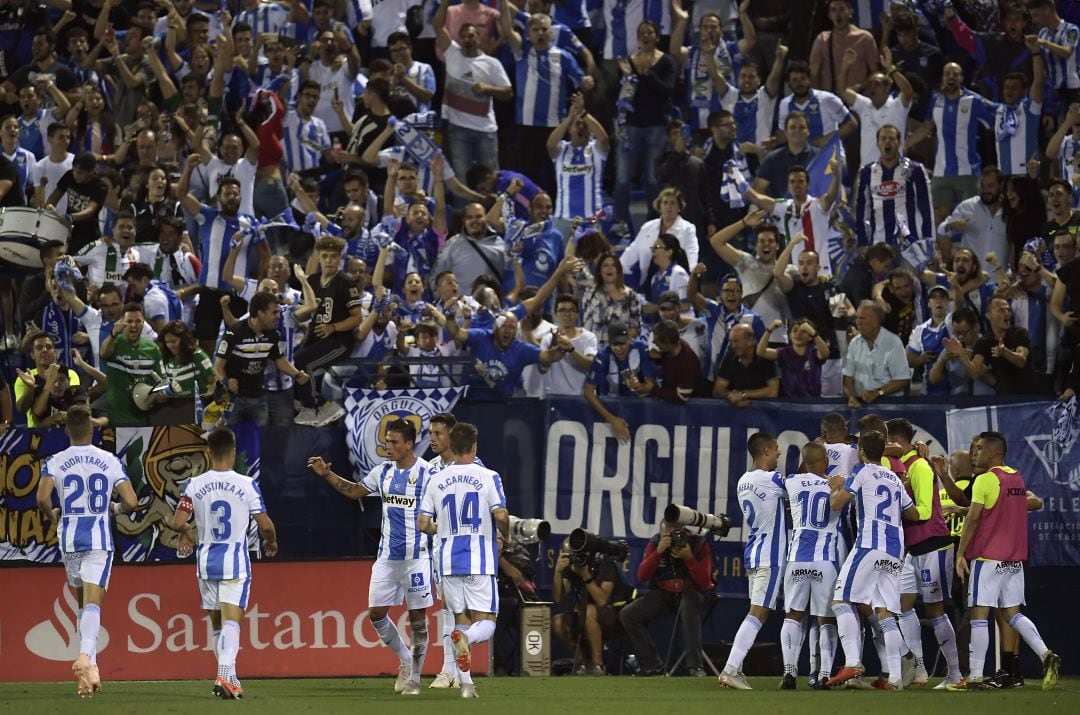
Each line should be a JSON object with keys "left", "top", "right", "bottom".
{"left": 384, "top": 494, "right": 416, "bottom": 508}
{"left": 25, "top": 586, "right": 111, "bottom": 661}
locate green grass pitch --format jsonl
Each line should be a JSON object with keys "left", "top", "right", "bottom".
{"left": 2, "top": 676, "right": 1079, "bottom": 714}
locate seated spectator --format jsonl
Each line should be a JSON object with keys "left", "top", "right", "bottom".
{"left": 707, "top": 211, "right": 790, "bottom": 344}
{"left": 772, "top": 236, "right": 847, "bottom": 396}
{"left": 439, "top": 306, "right": 571, "bottom": 399}
{"left": 929, "top": 308, "right": 982, "bottom": 396}
{"left": 538, "top": 293, "right": 599, "bottom": 397}
{"left": 620, "top": 187, "right": 699, "bottom": 290}
{"left": 688, "top": 269, "right": 766, "bottom": 377}
{"left": 712, "top": 323, "right": 779, "bottom": 406}
{"left": 618, "top": 520, "right": 713, "bottom": 678}
{"left": 908, "top": 285, "right": 953, "bottom": 395}
{"left": 14, "top": 331, "right": 82, "bottom": 428}
{"left": 648, "top": 319, "right": 704, "bottom": 403}
{"left": 653, "top": 290, "right": 707, "bottom": 367}
{"left": 842, "top": 300, "right": 910, "bottom": 408}
{"left": 971, "top": 297, "right": 1038, "bottom": 395}
{"left": 578, "top": 252, "right": 644, "bottom": 347}
{"left": 756, "top": 318, "right": 830, "bottom": 398}
{"left": 583, "top": 322, "right": 655, "bottom": 442}
{"left": 642, "top": 233, "right": 691, "bottom": 317}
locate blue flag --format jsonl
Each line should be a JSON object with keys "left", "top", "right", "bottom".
{"left": 807, "top": 133, "right": 843, "bottom": 197}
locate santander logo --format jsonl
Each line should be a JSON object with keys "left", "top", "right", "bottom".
{"left": 24, "top": 586, "right": 110, "bottom": 661}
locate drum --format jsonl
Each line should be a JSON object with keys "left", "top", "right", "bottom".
{"left": 0, "top": 207, "right": 69, "bottom": 268}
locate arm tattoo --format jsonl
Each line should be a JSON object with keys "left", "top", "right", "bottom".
{"left": 333, "top": 477, "right": 360, "bottom": 499}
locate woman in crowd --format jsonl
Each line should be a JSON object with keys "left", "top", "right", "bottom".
{"left": 579, "top": 252, "right": 644, "bottom": 347}
{"left": 156, "top": 320, "right": 217, "bottom": 425}
{"left": 642, "top": 233, "right": 690, "bottom": 318}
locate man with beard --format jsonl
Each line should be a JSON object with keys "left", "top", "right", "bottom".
{"left": 440, "top": 306, "right": 572, "bottom": 399}
{"left": 582, "top": 322, "right": 655, "bottom": 443}
{"left": 47, "top": 151, "right": 106, "bottom": 254}
{"left": 936, "top": 248, "right": 996, "bottom": 332}
{"left": 1003, "top": 250, "right": 1057, "bottom": 392}
{"left": 970, "top": 298, "right": 1036, "bottom": 395}
{"left": 99, "top": 303, "right": 163, "bottom": 427}
{"left": 689, "top": 266, "right": 767, "bottom": 380}
{"left": 938, "top": 167, "right": 1007, "bottom": 266}
{"left": 918, "top": 62, "right": 995, "bottom": 225}
{"left": 433, "top": 203, "right": 505, "bottom": 296}
{"left": 178, "top": 155, "right": 269, "bottom": 354}
{"left": 707, "top": 210, "right": 789, "bottom": 345}
{"left": 776, "top": 60, "right": 856, "bottom": 149}
{"left": 855, "top": 124, "right": 933, "bottom": 248}
{"left": 753, "top": 111, "right": 818, "bottom": 198}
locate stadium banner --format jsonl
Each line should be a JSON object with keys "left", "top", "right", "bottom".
{"left": 0, "top": 425, "right": 261, "bottom": 564}
{"left": 946, "top": 402, "right": 1080, "bottom": 567}
{"left": 343, "top": 387, "right": 466, "bottom": 479}
{"left": 537, "top": 398, "right": 951, "bottom": 597}
{"left": 0, "top": 560, "right": 487, "bottom": 682}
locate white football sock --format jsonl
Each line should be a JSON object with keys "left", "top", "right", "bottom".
{"left": 465, "top": 619, "right": 495, "bottom": 645}
{"left": 722, "top": 615, "right": 763, "bottom": 674}
{"left": 1008, "top": 613, "right": 1049, "bottom": 661}
{"left": 866, "top": 613, "right": 887, "bottom": 674}
{"left": 372, "top": 616, "right": 411, "bottom": 662}
{"left": 410, "top": 619, "right": 428, "bottom": 682}
{"left": 819, "top": 623, "right": 838, "bottom": 679}
{"left": 808, "top": 620, "right": 820, "bottom": 676}
{"left": 880, "top": 616, "right": 902, "bottom": 684}
{"left": 931, "top": 614, "right": 961, "bottom": 681}
{"left": 441, "top": 610, "right": 458, "bottom": 675}
{"left": 969, "top": 619, "right": 989, "bottom": 680}
{"left": 780, "top": 618, "right": 801, "bottom": 675}
{"left": 79, "top": 604, "right": 100, "bottom": 660}
{"left": 832, "top": 603, "right": 862, "bottom": 668}
{"left": 218, "top": 620, "right": 240, "bottom": 681}
{"left": 898, "top": 609, "right": 926, "bottom": 670}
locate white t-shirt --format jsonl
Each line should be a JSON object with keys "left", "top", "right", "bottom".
{"left": 30, "top": 153, "right": 74, "bottom": 211}
{"left": 522, "top": 320, "right": 556, "bottom": 397}
{"left": 307, "top": 60, "right": 356, "bottom": 135}
{"left": 441, "top": 42, "right": 510, "bottom": 133}
{"left": 204, "top": 156, "right": 257, "bottom": 218}
{"left": 852, "top": 93, "right": 910, "bottom": 167}
{"left": 539, "top": 328, "right": 598, "bottom": 396}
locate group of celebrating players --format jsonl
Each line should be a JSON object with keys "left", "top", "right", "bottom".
{"left": 38, "top": 409, "right": 505, "bottom": 700}
{"left": 718, "top": 413, "right": 1062, "bottom": 692}
{"left": 36, "top": 405, "right": 1063, "bottom": 698}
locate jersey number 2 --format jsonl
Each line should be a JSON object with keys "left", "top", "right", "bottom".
{"left": 875, "top": 484, "right": 894, "bottom": 523}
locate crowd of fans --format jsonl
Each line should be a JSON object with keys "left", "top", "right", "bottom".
{"left": 0, "top": 0, "right": 1078, "bottom": 433}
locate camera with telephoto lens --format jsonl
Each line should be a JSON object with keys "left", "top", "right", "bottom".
{"left": 664, "top": 504, "right": 732, "bottom": 537}
{"left": 568, "top": 528, "right": 629, "bottom": 567}
{"left": 670, "top": 529, "right": 686, "bottom": 549}
{"left": 508, "top": 515, "right": 551, "bottom": 545}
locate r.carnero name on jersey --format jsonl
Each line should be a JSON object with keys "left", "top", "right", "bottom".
{"left": 126, "top": 594, "right": 425, "bottom": 653}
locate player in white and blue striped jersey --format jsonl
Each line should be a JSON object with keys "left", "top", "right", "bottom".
{"left": 827, "top": 430, "right": 919, "bottom": 690}
{"left": 719, "top": 432, "right": 788, "bottom": 690}
{"left": 170, "top": 427, "right": 277, "bottom": 700}
{"left": 419, "top": 422, "right": 509, "bottom": 700}
{"left": 779, "top": 442, "right": 844, "bottom": 690}
{"left": 309, "top": 419, "right": 434, "bottom": 695}
{"left": 427, "top": 412, "right": 486, "bottom": 689}
{"left": 37, "top": 406, "right": 137, "bottom": 698}
{"left": 233, "top": 0, "right": 292, "bottom": 35}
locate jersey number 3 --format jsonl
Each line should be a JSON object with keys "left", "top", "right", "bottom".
{"left": 210, "top": 500, "right": 233, "bottom": 540}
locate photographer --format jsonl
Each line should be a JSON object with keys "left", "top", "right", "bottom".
{"left": 552, "top": 539, "right": 633, "bottom": 675}
{"left": 619, "top": 521, "right": 714, "bottom": 677}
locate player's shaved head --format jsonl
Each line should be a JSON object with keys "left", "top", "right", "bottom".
{"left": 206, "top": 427, "right": 237, "bottom": 462}
{"left": 821, "top": 411, "right": 848, "bottom": 439}
{"left": 449, "top": 422, "right": 478, "bottom": 456}
{"left": 802, "top": 442, "right": 827, "bottom": 467}
{"left": 978, "top": 431, "right": 1008, "bottom": 459}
